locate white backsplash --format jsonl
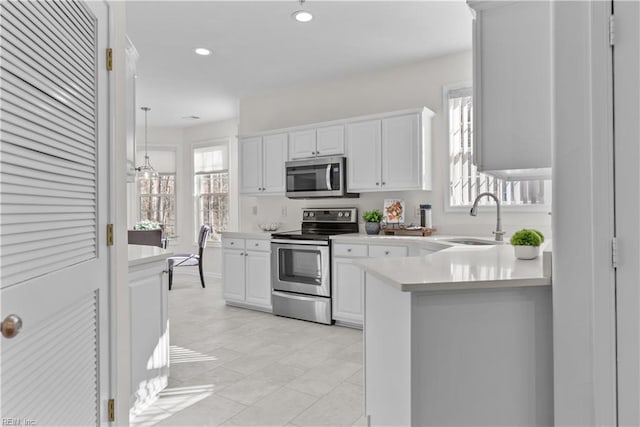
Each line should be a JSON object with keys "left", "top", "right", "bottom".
{"left": 240, "top": 191, "right": 552, "bottom": 240}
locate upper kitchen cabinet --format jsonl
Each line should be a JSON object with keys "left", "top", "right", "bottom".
{"left": 346, "top": 109, "right": 433, "bottom": 192}
{"left": 239, "top": 133, "right": 287, "bottom": 195}
{"left": 468, "top": 1, "right": 552, "bottom": 180}
{"left": 289, "top": 125, "right": 345, "bottom": 160}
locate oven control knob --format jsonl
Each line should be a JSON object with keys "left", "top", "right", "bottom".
{"left": 309, "top": 212, "right": 315, "bottom": 217}
{"left": 344, "top": 211, "right": 350, "bottom": 217}
{"left": 303, "top": 212, "right": 309, "bottom": 217}
{"left": 338, "top": 212, "right": 343, "bottom": 217}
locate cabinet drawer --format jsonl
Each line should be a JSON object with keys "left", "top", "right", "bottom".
{"left": 222, "top": 238, "right": 245, "bottom": 249}
{"left": 333, "top": 243, "right": 368, "bottom": 257}
{"left": 246, "top": 239, "right": 271, "bottom": 252}
{"left": 369, "top": 245, "right": 408, "bottom": 258}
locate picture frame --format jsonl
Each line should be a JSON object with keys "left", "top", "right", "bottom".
{"left": 383, "top": 199, "right": 405, "bottom": 224}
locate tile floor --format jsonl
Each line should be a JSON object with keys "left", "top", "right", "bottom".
{"left": 132, "top": 274, "right": 365, "bottom": 426}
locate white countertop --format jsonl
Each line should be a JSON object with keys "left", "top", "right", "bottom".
{"left": 128, "top": 245, "right": 173, "bottom": 267}
{"left": 355, "top": 244, "right": 551, "bottom": 292}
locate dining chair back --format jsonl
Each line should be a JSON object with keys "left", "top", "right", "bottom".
{"left": 167, "top": 225, "right": 211, "bottom": 290}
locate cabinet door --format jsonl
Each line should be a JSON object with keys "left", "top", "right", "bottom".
{"left": 472, "top": 1, "right": 552, "bottom": 172}
{"left": 332, "top": 257, "right": 364, "bottom": 326}
{"left": 316, "top": 125, "right": 345, "bottom": 157}
{"left": 381, "top": 114, "right": 421, "bottom": 190}
{"left": 262, "top": 133, "right": 287, "bottom": 193}
{"left": 289, "top": 129, "right": 316, "bottom": 160}
{"left": 239, "top": 137, "right": 262, "bottom": 194}
{"left": 346, "top": 120, "right": 382, "bottom": 191}
{"left": 222, "top": 249, "right": 246, "bottom": 302}
{"left": 245, "top": 250, "right": 272, "bottom": 309}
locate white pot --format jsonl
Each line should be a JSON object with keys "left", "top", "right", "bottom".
{"left": 513, "top": 245, "right": 541, "bottom": 260}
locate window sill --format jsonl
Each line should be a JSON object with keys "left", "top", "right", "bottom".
{"left": 444, "top": 204, "right": 552, "bottom": 214}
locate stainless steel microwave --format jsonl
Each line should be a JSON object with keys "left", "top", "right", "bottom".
{"left": 285, "top": 156, "right": 359, "bottom": 199}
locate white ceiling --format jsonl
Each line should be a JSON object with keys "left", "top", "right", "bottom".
{"left": 126, "top": 1, "right": 472, "bottom": 127}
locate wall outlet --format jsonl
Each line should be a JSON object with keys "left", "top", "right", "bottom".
{"left": 252, "top": 206, "right": 258, "bottom": 216}
{"left": 281, "top": 206, "right": 287, "bottom": 217}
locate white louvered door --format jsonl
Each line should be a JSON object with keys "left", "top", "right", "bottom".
{"left": 0, "top": 1, "right": 110, "bottom": 424}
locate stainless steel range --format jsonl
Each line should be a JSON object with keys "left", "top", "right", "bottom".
{"left": 271, "top": 208, "right": 358, "bottom": 324}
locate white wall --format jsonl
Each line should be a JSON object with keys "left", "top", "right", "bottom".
{"left": 238, "top": 50, "right": 552, "bottom": 239}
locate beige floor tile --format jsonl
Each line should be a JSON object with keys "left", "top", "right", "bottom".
{"left": 291, "top": 382, "right": 364, "bottom": 426}
{"left": 223, "top": 386, "right": 318, "bottom": 426}
{"left": 155, "top": 392, "right": 246, "bottom": 426}
{"left": 286, "top": 358, "right": 362, "bottom": 397}
{"left": 215, "top": 374, "right": 286, "bottom": 406}
{"left": 345, "top": 368, "right": 364, "bottom": 387}
{"left": 135, "top": 276, "right": 365, "bottom": 425}
{"left": 168, "top": 346, "right": 244, "bottom": 381}
{"left": 222, "top": 351, "right": 284, "bottom": 376}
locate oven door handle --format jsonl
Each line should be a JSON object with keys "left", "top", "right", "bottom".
{"left": 271, "top": 239, "right": 329, "bottom": 246}
{"left": 272, "top": 290, "right": 328, "bottom": 302}
{"left": 325, "top": 164, "right": 332, "bottom": 191}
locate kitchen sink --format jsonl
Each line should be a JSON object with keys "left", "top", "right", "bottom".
{"left": 441, "top": 237, "right": 501, "bottom": 246}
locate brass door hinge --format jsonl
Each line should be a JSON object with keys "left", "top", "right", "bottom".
{"left": 106, "top": 224, "right": 114, "bottom": 246}
{"left": 108, "top": 398, "right": 115, "bottom": 422}
{"left": 106, "top": 48, "right": 113, "bottom": 71}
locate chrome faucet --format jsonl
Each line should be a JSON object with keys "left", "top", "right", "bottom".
{"left": 470, "top": 192, "right": 505, "bottom": 242}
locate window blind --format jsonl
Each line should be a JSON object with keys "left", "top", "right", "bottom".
{"left": 194, "top": 145, "right": 228, "bottom": 173}
{"left": 448, "top": 87, "right": 546, "bottom": 207}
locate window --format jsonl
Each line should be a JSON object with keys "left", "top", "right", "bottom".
{"left": 194, "top": 145, "right": 229, "bottom": 240}
{"left": 137, "top": 148, "right": 177, "bottom": 236}
{"left": 447, "top": 86, "right": 548, "bottom": 208}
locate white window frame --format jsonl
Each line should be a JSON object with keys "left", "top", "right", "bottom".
{"left": 443, "top": 82, "right": 552, "bottom": 213}
{"left": 137, "top": 172, "right": 177, "bottom": 237}
{"left": 192, "top": 140, "right": 230, "bottom": 243}
{"left": 136, "top": 146, "right": 178, "bottom": 236}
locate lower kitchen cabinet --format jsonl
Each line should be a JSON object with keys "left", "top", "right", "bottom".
{"left": 128, "top": 251, "right": 169, "bottom": 420}
{"left": 222, "top": 237, "right": 272, "bottom": 311}
{"left": 333, "top": 257, "right": 366, "bottom": 327}
{"left": 332, "top": 242, "right": 409, "bottom": 328}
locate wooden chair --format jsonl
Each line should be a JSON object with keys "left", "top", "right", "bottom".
{"left": 167, "top": 225, "right": 211, "bottom": 290}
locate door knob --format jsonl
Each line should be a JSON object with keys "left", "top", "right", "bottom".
{"left": 1, "top": 314, "right": 23, "bottom": 339}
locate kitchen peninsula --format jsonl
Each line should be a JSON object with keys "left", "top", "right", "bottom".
{"left": 357, "top": 244, "right": 553, "bottom": 426}
{"left": 128, "top": 245, "right": 173, "bottom": 420}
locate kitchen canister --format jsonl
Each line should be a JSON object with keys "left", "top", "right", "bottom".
{"left": 420, "top": 204, "right": 432, "bottom": 228}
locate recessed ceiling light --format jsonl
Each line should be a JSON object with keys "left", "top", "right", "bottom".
{"left": 292, "top": 0, "right": 313, "bottom": 23}
{"left": 182, "top": 115, "right": 201, "bottom": 120}
{"left": 292, "top": 10, "right": 313, "bottom": 23}
{"left": 194, "top": 48, "right": 211, "bottom": 56}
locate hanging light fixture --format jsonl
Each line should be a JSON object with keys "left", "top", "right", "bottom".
{"left": 135, "top": 106, "right": 158, "bottom": 180}
{"left": 292, "top": 0, "right": 313, "bottom": 23}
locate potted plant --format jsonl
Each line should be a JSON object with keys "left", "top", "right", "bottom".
{"left": 510, "top": 229, "right": 545, "bottom": 260}
{"left": 363, "top": 210, "right": 383, "bottom": 235}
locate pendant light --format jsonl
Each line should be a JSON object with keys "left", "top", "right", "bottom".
{"left": 135, "top": 106, "right": 158, "bottom": 180}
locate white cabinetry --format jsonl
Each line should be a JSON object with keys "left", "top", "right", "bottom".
{"left": 332, "top": 241, "right": 410, "bottom": 328}
{"left": 469, "top": 1, "right": 552, "bottom": 179}
{"left": 289, "top": 125, "right": 345, "bottom": 160}
{"left": 222, "top": 237, "right": 272, "bottom": 311}
{"left": 239, "top": 133, "right": 287, "bottom": 195}
{"left": 128, "top": 254, "right": 169, "bottom": 419}
{"left": 346, "top": 109, "right": 433, "bottom": 192}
